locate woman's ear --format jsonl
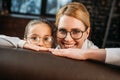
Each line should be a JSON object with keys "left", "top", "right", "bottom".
{"left": 85, "top": 27, "right": 90, "bottom": 39}
{"left": 87, "top": 27, "right": 90, "bottom": 35}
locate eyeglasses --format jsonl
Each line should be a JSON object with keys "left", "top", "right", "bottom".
{"left": 27, "top": 34, "right": 52, "bottom": 45}
{"left": 57, "top": 29, "right": 86, "bottom": 40}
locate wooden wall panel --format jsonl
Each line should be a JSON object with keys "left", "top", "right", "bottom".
{"left": 0, "top": 15, "right": 31, "bottom": 39}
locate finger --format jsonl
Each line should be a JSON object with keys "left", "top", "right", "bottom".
{"left": 51, "top": 49, "right": 65, "bottom": 56}
{"left": 38, "top": 47, "right": 49, "bottom": 51}
{"left": 24, "top": 43, "right": 39, "bottom": 51}
{"left": 29, "top": 45, "right": 40, "bottom": 51}
{"left": 48, "top": 48, "right": 55, "bottom": 52}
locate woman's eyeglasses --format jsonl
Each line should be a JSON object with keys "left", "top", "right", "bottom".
{"left": 57, "top": 29, "right": 86, "bottom": 40}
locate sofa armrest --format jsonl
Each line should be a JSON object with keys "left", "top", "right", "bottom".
{"left": 0, "top": 47, "right": 120, "bottom": 80}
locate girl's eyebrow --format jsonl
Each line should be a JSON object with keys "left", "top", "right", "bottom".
{"left": 44, "top": 35, "right": 52, "bottom": 37}
{"left": 28, "top": 34, "right": 38, "bottom": 36}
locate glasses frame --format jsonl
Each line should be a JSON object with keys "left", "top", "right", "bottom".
{"left": 27, "top": 35, "right": 53, "bottom": 45}
{"left": 57, "top": 29, "right": 87, "bottom": 40}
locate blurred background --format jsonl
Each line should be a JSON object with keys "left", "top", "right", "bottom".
{"left": 0, "top": 0, "right": 119, "bottom": 48}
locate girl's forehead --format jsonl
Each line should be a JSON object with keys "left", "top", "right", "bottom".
{"left": 30, "top": 23, "right": 51, "bottom": 29}
{"left": 28, "top": 23, "right": 51, "bottom": 35}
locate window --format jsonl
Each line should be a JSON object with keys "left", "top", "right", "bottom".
{"left": 46, "top": 0, "right": 72, "bottom": 15}
{"left": 0, "top": 0, "right": 2, "bottom": 11}
{"left": 11, "top": 0, "right": 42, "bottom": 15}
{"left": 3, "top": 0, "right": 72, "bottom": 17}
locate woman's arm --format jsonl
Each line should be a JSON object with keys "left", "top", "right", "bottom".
{"left": 49, "top": 48, "right": 120, "bottom": 66}
{"left": 49, "top": 48, "right": 105, "bottom": 61}
{"left": 105, "top": 48, "right": 120, "bottom": 66}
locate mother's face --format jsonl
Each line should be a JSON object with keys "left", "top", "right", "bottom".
{"left": 57, "top": 15, "right": 90, "bottom": 49}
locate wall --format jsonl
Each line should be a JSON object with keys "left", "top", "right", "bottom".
{"left": 0, "top": 15, "right": 31, "bottom": 39}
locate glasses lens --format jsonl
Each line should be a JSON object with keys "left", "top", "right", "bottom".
{"left": 71, "top": 30, "right": 83, "bottom": 40}
{"left": 28, "top": 35, "right": 39, "bottom": 44}
{"left": 43, "top": 36, "right": 52, "bottom": 44}
{"left": 57, "top": 29, "right": 66, "bottom": 39}
{"left": 28, "top": 35, "right": 52, "bottom": 45}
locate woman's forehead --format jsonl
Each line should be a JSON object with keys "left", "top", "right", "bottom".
{"left": 58, "top": 15, "right": 85, "bottom": 30}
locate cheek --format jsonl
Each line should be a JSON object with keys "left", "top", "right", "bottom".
{"left": 76, "top": 39, "right": 85, "bottom": 48}
{"left": 76, "top": 34, "right": 87, "bottom": 48}
{"left": 57, "top": 38, "right": 61, "bottom": 43}
{"left": 82, "top": 32, "right": 89, "bottom": 40}
{"left": 46, "top": 44, "right": 52, "bottom": 48}
{"left": 45, "top": 42, "right": 52, "bottom": 48}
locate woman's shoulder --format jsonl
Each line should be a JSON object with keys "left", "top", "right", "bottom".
{"left": 82, "top": 39, "right": 99, "bottom": 49}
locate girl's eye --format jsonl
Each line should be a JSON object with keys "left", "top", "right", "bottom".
{"left": 31, "top": 37, "right": 38, "bottom": 40}
{"left": 44, "top": 37, "right": 52, "bottom": 42}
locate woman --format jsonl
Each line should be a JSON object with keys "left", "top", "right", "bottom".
{"left": 48, "top": 2, "right": 120, "bottom": 66}
{"left": 49, "top": 2, "right": 101, "bottom": 61}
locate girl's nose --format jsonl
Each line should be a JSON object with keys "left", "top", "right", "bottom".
{"left": 37, "top": 39, "right": 44, "bottom": 47}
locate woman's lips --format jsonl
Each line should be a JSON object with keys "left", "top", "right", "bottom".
{"left": 64, "top": 44, "right": 76, "bottom": 48}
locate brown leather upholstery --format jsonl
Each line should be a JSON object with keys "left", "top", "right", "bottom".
{"left": 0, "top": 47, "right": 120, "bottom": 80}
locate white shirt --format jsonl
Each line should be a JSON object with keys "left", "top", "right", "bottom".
{"left": 105, "top": 48, "right": 120, "bottom": 66}
{"left": 0, "top": 35, "right": 26, "bottom": 48}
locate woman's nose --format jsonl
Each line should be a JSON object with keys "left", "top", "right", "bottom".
{"left": 64, "top": 32, "right": 73, "bottom": 41}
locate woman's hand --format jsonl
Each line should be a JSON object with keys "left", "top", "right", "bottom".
{"left": 49, "top": 48, "right": 106, "bottom": 62}
{"left": 49, "top": 48, "right": 88, "bottom": 60}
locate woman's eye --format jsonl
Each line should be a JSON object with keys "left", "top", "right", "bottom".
{"left": 59, "top": 29, "right": 66, "bottom": 34}
{"left": 72, "top": 30, "right": 81, "bottom": 34}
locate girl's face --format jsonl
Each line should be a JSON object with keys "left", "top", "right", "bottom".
{"left": 57, "top": 15, "right": 90, "bottom": 49}
{"left": 26, "top": 23, "right": 52, "bottom": 48}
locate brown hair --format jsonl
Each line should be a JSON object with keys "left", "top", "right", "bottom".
{"left": 55, "top": 2, "right": 90, "bottom": 30}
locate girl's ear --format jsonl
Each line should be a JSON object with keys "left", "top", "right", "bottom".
{"left": 24, "top": 38, "right": 27, "bottom": 41}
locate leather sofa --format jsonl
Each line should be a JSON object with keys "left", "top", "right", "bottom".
{"left": 0, "top": 47, "right": 120, "bottom": 80}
